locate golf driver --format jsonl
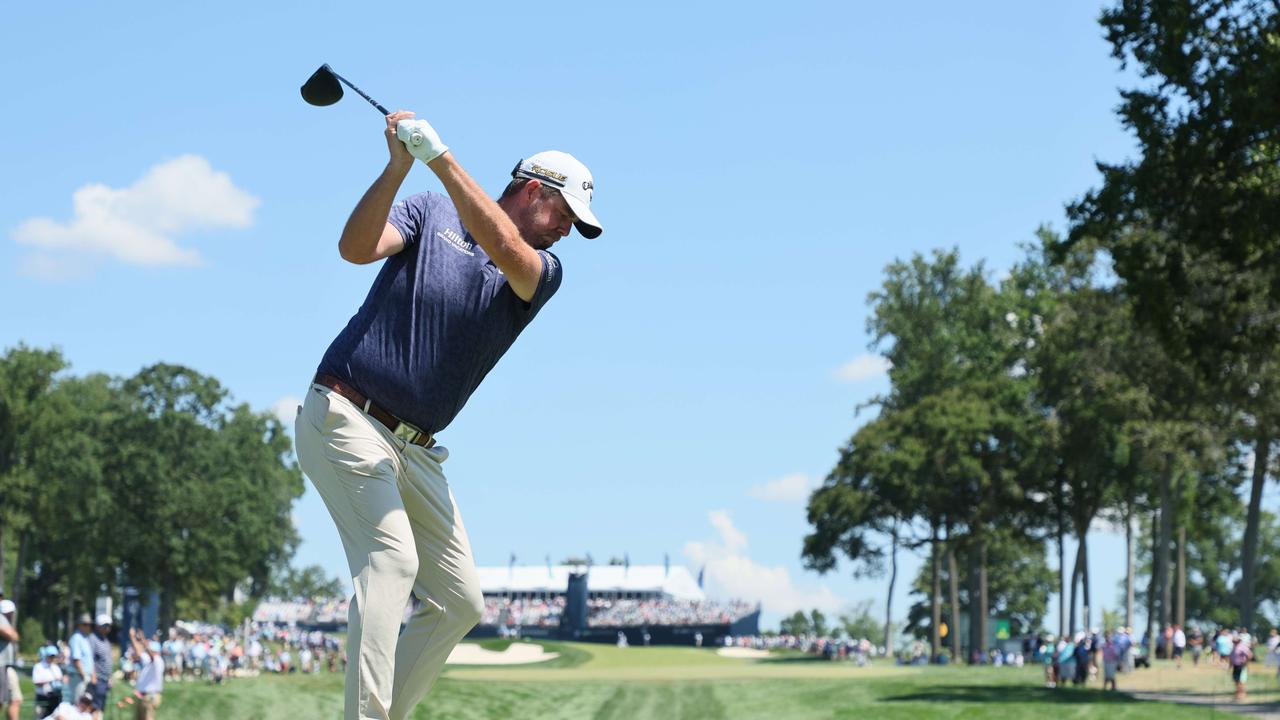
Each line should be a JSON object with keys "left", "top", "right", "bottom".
{"left": 301, "top": 64, "right": 425, "bottom": 147}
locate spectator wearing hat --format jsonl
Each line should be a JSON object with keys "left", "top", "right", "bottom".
{"left": 48, "top": 692, "right": 95, "bottom": 720}
{"left": 1041, "top": 634, "right": 1057, "bottom": 687}
{"left": 1231, "top": 630, "right": 1254, "bottom": 702}
{"left": 128, "top": 628, "right": 163, "bottom": 720}
{"left": 66, "top": 615, "right": 94, "bottom": 710}
{"left": 1189, "top": 625, "right": 1204, "bottom": 666}
{"left": 33, "top": 645, "right": 65, "bottom": 718}
{"left": 0, "top": 599, "right": 19, "bottom": 720}
{"left": 88, "top": 615, "right": 114, "bottom": 718}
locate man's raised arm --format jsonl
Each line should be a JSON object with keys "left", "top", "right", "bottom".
{"left": 395, "top": 115, "right": 545, "bottom": 301}
{"left": 337, "top": 111, "right": 418, "bottom": 265}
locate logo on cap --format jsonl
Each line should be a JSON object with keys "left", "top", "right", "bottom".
{"left": 529, "top": 164, "right": 567, "bottom": 183}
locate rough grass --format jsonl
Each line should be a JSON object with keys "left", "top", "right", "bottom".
{"left": 17, "top": 645, "right": 1267, "bottom": 719}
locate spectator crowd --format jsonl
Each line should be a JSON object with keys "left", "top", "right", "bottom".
{"left": 8, "top": 585, "right": 1279, "bottom": 718}
{"left": 476, "top": 596, "right": 757, "bottom": 633}
{"left": 586, "top": 599, "right": 755, "bottom": 628}
{"left": 722, "top": 633, "right": 882, "bottom": 664}
{"left": 0, "top": 592, "right": 348, "bottom": 720}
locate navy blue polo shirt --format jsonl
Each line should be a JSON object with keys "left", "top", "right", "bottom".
{"left": 317, "top": 192, "right": 562, "bottom": 435}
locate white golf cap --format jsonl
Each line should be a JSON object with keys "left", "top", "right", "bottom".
{"left": 512, "top": 151, "right": 602, "bottom": 239}
{"left": 0, "top": 599, "right": 14, "bottom": 614}
{"left": 95, "top": 613, "right": 112, "bottom": 626}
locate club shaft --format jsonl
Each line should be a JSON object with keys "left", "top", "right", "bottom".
{"left": 331, "top": 69, "right": 390, "bottom": 116}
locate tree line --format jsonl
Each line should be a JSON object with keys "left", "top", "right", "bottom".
{"left": 0, "top": 345, "right": 336, "bottom": 643}
{"left": 802, "top": 0, "right": 1280, "bottom": 663}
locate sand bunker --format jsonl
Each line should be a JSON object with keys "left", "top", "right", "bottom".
{"left": 446, "top": 642, "right": 560, "bottom": 665}
{"left": 716, "top": 647, "right": 772, "bottom": 659}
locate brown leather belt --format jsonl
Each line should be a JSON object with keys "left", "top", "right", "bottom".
{"left": 313, "top": 373, "right": 435, "bottom": 448}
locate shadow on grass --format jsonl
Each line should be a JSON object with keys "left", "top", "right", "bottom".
{"left": 758, "top": 654, "right": 834, "bottom": 665}
{"left": 883, "top": 684, "right": 1142, "bottom": 705}
{"left": 1134, "top": 687, "right": 1280, "bottom": 699}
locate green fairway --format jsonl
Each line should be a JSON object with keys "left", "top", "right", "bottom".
{"left": 27, "top": 643, "right": 1276, "bottom": 719}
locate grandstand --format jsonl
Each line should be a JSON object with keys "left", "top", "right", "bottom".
{"left": 471, "top": 564, "right": 760, "bottom": 646}
{"left": 251, "top": 564, "right": 760, "bottom": 646}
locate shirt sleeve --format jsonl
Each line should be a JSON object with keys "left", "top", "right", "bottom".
{"left": 387, "top": 192, "right": 434, "bottom": 247}
{"left": 525, "top": 250, "right": 563, "bottom": 312}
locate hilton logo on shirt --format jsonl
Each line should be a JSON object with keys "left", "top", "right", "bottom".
{"left": 437, "top": 227, "right": 475, "bottom": 256}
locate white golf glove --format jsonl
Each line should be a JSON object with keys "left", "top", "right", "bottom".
{"left": 396, "top": 119, "right": 448, "bottom": 164}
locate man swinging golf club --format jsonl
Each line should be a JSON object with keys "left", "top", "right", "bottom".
{"left": 294, "top": 110, "right": 602, "bottom": 720}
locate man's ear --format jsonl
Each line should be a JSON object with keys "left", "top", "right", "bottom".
{"left": 522, "top": 178, "right": 544, "bottom": 200}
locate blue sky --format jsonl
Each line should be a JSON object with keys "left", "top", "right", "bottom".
{"left": 4, "top": 1, "right": 1247, "bottom": 632}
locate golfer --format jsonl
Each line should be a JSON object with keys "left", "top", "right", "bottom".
{"left": 295, "top": 109, "right": 602, "bottom": 720}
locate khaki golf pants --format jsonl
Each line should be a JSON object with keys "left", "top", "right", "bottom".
{"left": 295, "top": 384, "right": 483, "bottom": 720}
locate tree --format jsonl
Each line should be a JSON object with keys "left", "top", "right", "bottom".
{"left": 0, "top": 345, "right": 68, "bottom": 598}
{"left": 904, "top": 528, "right": 1053, "bottom": 642}
{"left": 840, "top": 600, "right": 883, "bottom": 642}
{"left": 270, "top": 564, "right": 346, "bottom": 599}
{"left": 809, "top": 609, "right": 828, "bottom": 638}
{"left": 111, "top": 363, "right": 304, "bottom": 627}
{"left": 1129, "top": 460, "right": 1280, "bottom": 630}
{"left": 779, "top": 610, "right": 812, "bottom": 636}
{"left": 1, "top": 348, "right": 308, "bottom": 637}
{"left": 804, "top": 411, "right": 919, "bottom": 655}
{"left": 18, "top": 372, "right": 124, "bottom": 634}
{"left": 809, "top": 248, "right": 1048, "bottom": 663}
{"left": 1067, "top": 0, "right": 1280, "bottom": 629}
{"left": 1016, "top": 236, "right": 1153, "bottom": 634}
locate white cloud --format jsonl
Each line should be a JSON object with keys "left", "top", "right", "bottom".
{"left": 834, "top": 354, "right": 891, "bottom": 383}
{"left": 684, "top": 510, "right": 841, "bottom": 616}
{"left": 12, "top": 155, "right": 259, "bottom": 273}
{"left": 707, "top": 510, "right": 747, "bottom": 552}
{"left": 747, "top": 473, "right": 815, "bottom": 503}
{"left": 272, "top": 395, "right": 302, "bottom": 428}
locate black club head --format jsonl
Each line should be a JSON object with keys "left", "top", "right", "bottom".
{"left": 301, "top": 64, "right": 344, "bottom": 107}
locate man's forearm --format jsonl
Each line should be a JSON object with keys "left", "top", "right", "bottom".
{"left": 427, "top": 152, "right": 541, "bottom": 296}
{"left": 339, "top": 161, "right": 412, "bottom": 262}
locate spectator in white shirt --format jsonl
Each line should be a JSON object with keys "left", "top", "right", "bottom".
{"left": 33, "top": 645, "right": 65, "bottom": 715}
{"left": 49, "top": 692, "right": 95, "bottom": 720}
{"left": 129, "top": 628, "right": 164, "bottom": 720}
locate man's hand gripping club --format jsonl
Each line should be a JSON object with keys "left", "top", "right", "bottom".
{"left": 396, "top": 116, "right": 449, "bottom": 164}
{"left": 380, "top": 110, "right": 544, "bottom": 302}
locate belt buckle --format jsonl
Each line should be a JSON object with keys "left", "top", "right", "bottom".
{"left": 393, "top": 421, "right": 428, "bottom": 446}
